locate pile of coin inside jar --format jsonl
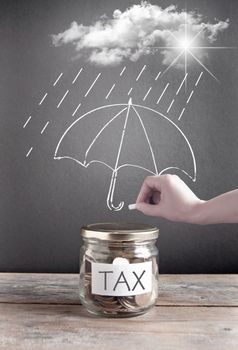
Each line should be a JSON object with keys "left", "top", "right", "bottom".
{"left": 80, "top": 253, "right": 158, "bottom": 315}
{"left": 79, "top": 223, "right": 159, "bottom": 317}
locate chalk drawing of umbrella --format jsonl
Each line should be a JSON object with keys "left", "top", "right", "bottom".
{"left": 54, "top": 98, "right": 196, "bottom": 211}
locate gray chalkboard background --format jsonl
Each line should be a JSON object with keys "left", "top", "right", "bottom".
{"left": 1, "top": 0, "right": 238, "bottom": 273}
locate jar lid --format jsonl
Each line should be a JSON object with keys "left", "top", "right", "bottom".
{"left": 81, "top": 222, "right": 159, "bottom": 241}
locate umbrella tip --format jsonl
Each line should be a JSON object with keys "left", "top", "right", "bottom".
{"left": 128, "top": 97, "right": 132, "bottom": 105}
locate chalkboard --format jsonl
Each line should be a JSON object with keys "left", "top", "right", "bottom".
{"left": 1, "top": 0, "right": 238, "bottom": 273}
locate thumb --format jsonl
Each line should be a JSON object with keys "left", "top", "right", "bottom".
{"left": 136, "top": 202, "right": 161, "bottom": 217}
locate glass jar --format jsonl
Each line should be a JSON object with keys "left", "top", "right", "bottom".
{"left": 79, "top": 222, "right": 159, "bottom": 317}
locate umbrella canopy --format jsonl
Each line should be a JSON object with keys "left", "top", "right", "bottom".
{"left": 54, "top": 99, "right": 196, "bottom": 211}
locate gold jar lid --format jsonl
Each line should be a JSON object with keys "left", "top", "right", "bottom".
{"left": 81, "top": 222, "right": 159, "bottom": 242}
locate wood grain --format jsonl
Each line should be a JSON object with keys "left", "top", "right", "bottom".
{"left": 0, "top": 304, "right": 237, "bottom": 350}
{"left": 0, "top": 273, "right": 237, "bottom": 306}
{"left": 0, "top": 274, "right": 237, "bottom": 350}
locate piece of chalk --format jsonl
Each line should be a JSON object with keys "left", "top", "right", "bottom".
{"left": 128, "top": 203, "right": 137, "bottom": 210}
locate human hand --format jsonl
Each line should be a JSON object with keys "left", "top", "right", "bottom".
{"left": 135, "top": 175, "right": 205, "bottom": 223}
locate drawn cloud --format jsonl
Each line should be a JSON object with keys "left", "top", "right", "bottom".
{"left": 52, "top": 1, "right": 229, "bottom": 67}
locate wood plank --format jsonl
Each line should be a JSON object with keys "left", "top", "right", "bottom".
{"left": 0, "top": 273, "right": 237, "bottom": 306}
{"left": 158, "top": 274, "right": 238, "bottom": 306}
{"left": 0, "top": 304, "right": 237, "bottom": 350}
{"left": 0, "top": 273, "right": 78, "bottom": 305}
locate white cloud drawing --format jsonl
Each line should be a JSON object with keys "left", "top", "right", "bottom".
{"left": 52, "top": 1, "right": 229, "bottom": 67}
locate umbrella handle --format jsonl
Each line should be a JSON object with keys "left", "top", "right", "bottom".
{"left": 107, "top": 171, "right": 124, "bottom": 211}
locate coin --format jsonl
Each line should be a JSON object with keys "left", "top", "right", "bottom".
{"left": 95, "top": 295, "right": 122, "bottom": 311}
{"left": 118, "top": 296, "right": 137, "bottom": 310}
{"left": 112, "top": 257, "right": 130, "bottom": 265}
{"left": 129, "top": 257, "right": 145, "bottom": 263}
{"left": 135, "top": 292, "right": 152, "bottom": 307}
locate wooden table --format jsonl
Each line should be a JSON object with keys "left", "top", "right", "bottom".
{"left": 0, "top": 274, "right": 237, "bottom": 349}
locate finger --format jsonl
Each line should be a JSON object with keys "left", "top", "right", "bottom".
{"left": 136, "top": 181, "right": 153, "bottom": 204}
{"left": 151, "top": 190, "right": 161, "bottom": 204}
{"left": 136, "top": 176, "right": 162, "bottom": 203}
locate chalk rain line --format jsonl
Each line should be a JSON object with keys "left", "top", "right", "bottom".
{"left": 178, "top": 72, "right": 203, "bottom": 121}
{"left": 23, "top": 116, "right": 32, "bottom": 128}
{"left": 167, "top": 99, "right": 175, "bottom": 113}
{"left": 26, "top": 147, "right": 33, "bottom": 158}
{"left": 184, "top": 72, "right": 203, "bottom": 107}
{"left": 195, "top": 71, "right": 203, "bottom": 86}
{"left": 186, "top": 90, "right": 194, "bottom": 104}
{"left": 57, "top": 90, "right": 69, "bottom": 109}
{"left": 53, "top": 72, "right": 63, "bottom": 87}
{"left": 40, "top": 121, "right": 50, "bottom": 134}
{"left": 105, "top": 84, "right": 116, "bottom": 100}
{"left": 84, "top": 73, "right": 101, "bottom": 97}
{"left": 72, "top": 68, "right": 83, "bottom": 84}
{"left": 167, "top": 72, "right": 191, "bottom": 115}
{"left": 156, "top": 83, "right": 169, "bottom": 104}
{"left": 72, "top": 102, "right": 81, "bottom": 117}
{"left": 143, "top": 86, "right": 152, "bottom": 101}
{"left": 136, "top": 65, "right": 147, "bottom": 82}
{"left": 25, "top": 71, "right": 99, "bottom": 158}
{"left": 128, "top": 87, "right": 133, "bottom": 96}
{"left": 155, "top": 71, "right": 161, "bottom": 80}
{"left": 176, "top": 73, "right": 188, "bottom": 95}
{"left": 39, "top": 92, "right": 48, "bottom": 105}
{"left": 178, "top": 108, "right": 186, "bottom": 121}
{"left": 120, "top": 66, "right": 126, "bottom": 76}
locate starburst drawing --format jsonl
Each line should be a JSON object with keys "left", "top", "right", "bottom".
{"left": 151, "top": 11, "right": 235, "bottom": 83}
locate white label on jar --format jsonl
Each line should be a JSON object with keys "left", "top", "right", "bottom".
{"left": 91, "top": 261, "right": 152, "bottom": 296}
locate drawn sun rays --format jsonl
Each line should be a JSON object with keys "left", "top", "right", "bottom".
{"left": 150, "top": 11, "right": 235, "bottom": 84}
